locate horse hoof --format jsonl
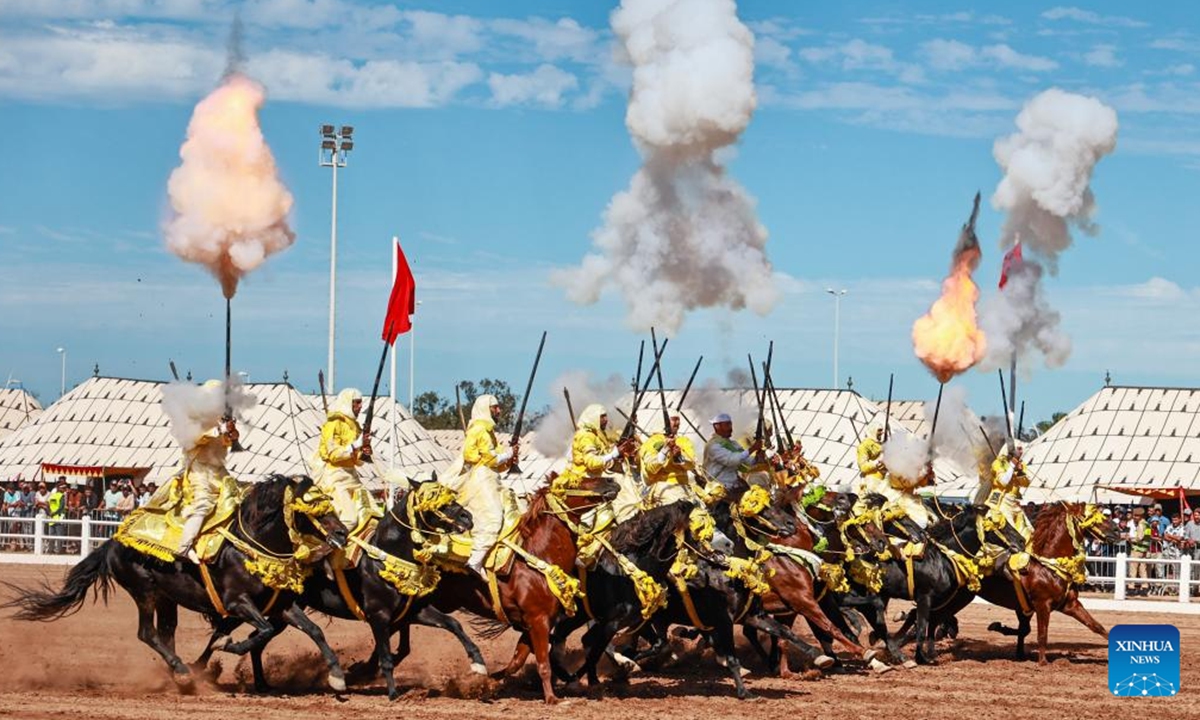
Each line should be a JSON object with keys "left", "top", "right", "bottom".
{"left": 172, "top": 671, "right": 194, "bottom": 690}
{"left": 738, "top": 692, "right": 761, "bottom": 701}
{"left": 813, "top": 655, "right": 835, "bottom": 670}
{"left": 902, "top": 660, "right": 918, "bottom": 670}
{"left": 987, "top": 621, "right": 1003, "bottom": 632}
{"left": 328, "top": 672, "right": 347, "bottom": 693}
{"left": 892, "top": 611, "right": 907, "bottom": 622}
{"left": 470, "top": 662, "right": 488, "bottom": 676}
{"left": 739, "top": 666, "right": 752, "bottom": 678}
{"left": 611, "top": 653, "right": 641, "bottom": 675}
{"left": 863, "top": 649, "right": 880, "bottom": 663}
{"left": 869, "top": 658, "right": 892, "bottom": 674}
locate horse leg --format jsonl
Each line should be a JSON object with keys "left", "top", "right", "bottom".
{"left": 134, "top": 596, "right": 192, "bottom": 687}
{"left": 712, "top": 620, "right": 755, "bottom": 700}
{"left": 528, "top": 613, "right": 559, "bottom": 704}
{"left": 1058, "top": 594, "right": 1108, "bottom": 640}
{"left": 550, "top": 613, "right": 589, "bottom": 682}
{"left": 194, "top": 617, "right": 243, "bottom": 670}
{"left": 789, "top": 588, "right": 874, "bottom": 661}
{"left": 912, "top": 593, "right": 934, "bottom": 665}
{"left": 409, "top": 606, "right": 487, "bottom": 676}
{"left": 743, "top": 612, "right": 835, "bottom": 670}
{"left": 370, "top": 619, "right": 400, "bottom": 700}
{"left": 866, "top": 597, "right": 905, "bottom": 663}
{"left": 156, "top": 600, "right": 179, "bottom": 655}
{"left": 1034, "top": 599, "right": 1053, "bottom": 666}
{"left": 497, "top": 631, "right": 532, "bottom": 679}
{"left": 1015, "top": 612, "right": 1031, "bottom": 660}
{"left": 278, "top": 603, "right": 347, "bottom": 692}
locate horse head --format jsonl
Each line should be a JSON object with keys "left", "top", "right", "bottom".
{"left": 1078, "top": 502, "right": 1120, "bottom": 544}
{"left": 839, "top": 497, "right": 890, "bottom": 559}
{"left": 736, "top": 484, "right": 797, "bottom": 539}
{"left": 409, "top": 478, "right": 473, "bottom": 535}
{"left": 283, "top": 474, "right": 348, "bottom": 550}
{"left": 549, "top": 472, "right": 620, "bottom": 516}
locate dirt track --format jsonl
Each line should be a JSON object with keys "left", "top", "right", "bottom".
{"left": 0, "top": 563, "right": 1195, "bottom": 719}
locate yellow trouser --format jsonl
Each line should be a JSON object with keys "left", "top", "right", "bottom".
{"left": 456, "top": 465, "right": 504, "bottom": 567}
{"left": 986, "top": 490, "right": 1031, "bottom": 541}
{"left": 315, "top": 464, "right": 375, "bottom": 532}
{"left": 178, "top": 463, "right": 221, "bottom": 551}
{"left": 612, "top": 470, "right": 646, "bottom": 524}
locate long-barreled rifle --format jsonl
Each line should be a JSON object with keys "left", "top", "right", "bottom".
{"left": 508, "top": 331, "right": 548, "bottom": 475}
{"left": 619, "top": 336, "right": 668, "bottom": 442}
{"left": 748, "top": 354, "right": 765, "bottom": 444}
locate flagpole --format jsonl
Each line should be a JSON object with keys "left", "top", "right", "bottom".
{"left": 390, "top": 236, "right": 398, "bottom": 475}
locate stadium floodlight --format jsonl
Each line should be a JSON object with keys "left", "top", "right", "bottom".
{"left": 320, "top": 124, "right": 335, "bottom": 136}
{"left": 339, "top": 140, "right": 353, "bottom": 152}
{"left": 341, "top": 125, "right": 354, "bottom": 137}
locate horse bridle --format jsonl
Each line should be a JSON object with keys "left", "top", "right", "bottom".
{"left": 238, "top": 483, "right": 338, "bottom": 561}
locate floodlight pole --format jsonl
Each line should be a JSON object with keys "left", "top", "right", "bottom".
{"left": 826, "top": 288, "right": 847, "bottom": 389}
{"left": 56, "top": 347, "right": 66, "bottom": 398}
{"left": 319, "top": 124, "right": 353, "bottom": 393}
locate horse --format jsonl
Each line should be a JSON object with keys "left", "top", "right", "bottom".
{"left": 602, "top": 497, "right": 834, "bottom": 700}
{"left": 193, "top": 479, "right": 481, "bottom": 700}
{"left": 418, "top": 474, "right": 620, "bottom": 704}
{"left": 978, "top": 502, "right": 1119, "bottom": 664}
{"left": 732, "top": 484, "right": 881, "bottom": 674}
{"left": 2, "top": 474, "right": 350, "bottom": 690}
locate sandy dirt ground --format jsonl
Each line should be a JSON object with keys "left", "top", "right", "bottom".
{"left": 0, "top": 563, "right": 1195, "bottom": 720}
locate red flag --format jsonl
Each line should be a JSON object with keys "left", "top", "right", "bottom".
{"left": 998, "top": 241, "right": 1023, "bottom": 289}
{"left": 382, "top": 240, "right": 415, "bottom": 345}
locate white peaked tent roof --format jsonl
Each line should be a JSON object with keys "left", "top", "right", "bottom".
{"left": 888, "top": 400, "right": 932, "bottom": 438}
{"left": 0, "top": 377, "right": 450, "bottom": 487}
{"left": 629, "top": 387, "right": 958, "bottom": 490}
{"left": 0, "top": 388, "right": 42, "bottom": 440}
{"left": 1012, "top": 385, "right": 1200, "bottom": 504}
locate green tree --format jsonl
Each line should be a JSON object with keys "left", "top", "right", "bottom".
{"left": 412, "top": 378, "right": 546, "bottom": 434}
{"left": 1032, "top": 411, "right": 1067, "bottom": 438}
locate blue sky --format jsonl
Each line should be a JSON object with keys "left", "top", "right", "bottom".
{"left": 2, "top": 1, "right": 1200, "bottom": 429}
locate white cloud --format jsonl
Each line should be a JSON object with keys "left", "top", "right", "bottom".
{"left": 919, "top": 40, "right": 1058, "bottom": 73}
{"left": 981, "top": 44, "right": 1058, "bottom": 71}
{"left": 798, "top": 38, "right": 924, "bottom": 83}
{"left": 488, "top": 63, "right": 578, "bottom": 108}
{"left": 754, "top": 36, "right": 793, "bottom": 71}
{"left": 1083, "top": 44, "right": 1122, "bottom": 68}
{"left": 1165, "top": 63, "right": 1195, "bottom": 76}
{"left": 1041, "top": 7, "right": 1147, "bottom": 29}
{"left": 488, "top": 17, "right": 603, "bottom": 65}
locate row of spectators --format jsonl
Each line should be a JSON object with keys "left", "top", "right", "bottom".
{"left": 2, "top": 476, "right": 158, "bottom": 553}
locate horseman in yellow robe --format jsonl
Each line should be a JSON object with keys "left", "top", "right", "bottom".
{"left": 983, "top": 445, "right": 1032, "bottom": 542}
{"left": 854, "top": 419, "right": 890, "bottom": 504}
{"left": 639, "top": 413, "right": 724, "bottom": 550}
{"left": 445, "top": 394, "right": 517, "bottom": 576}
{"left": 174, "top": 380, "right": 240, "bottom": 563}
{"left": 310, "top": 388, "right": 377, "bottom": 533}
{"left": 559, "top": 404, "right": 640, "bottom": 521}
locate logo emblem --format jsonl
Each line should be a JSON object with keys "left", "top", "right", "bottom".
{"left": 1109, "top": 624, "right": 1180, "bottom": 696}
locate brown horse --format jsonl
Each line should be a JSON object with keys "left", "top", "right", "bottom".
{"left": 420, "top": 476, "right": 619, "bottom": 704}
{"left": 728, "top": 485, "right": 878, "bottom": 674}
{"left": 977, "top": 502, "right": 1119, "bottom": 664}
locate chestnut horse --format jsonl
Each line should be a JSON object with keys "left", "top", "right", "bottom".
{"left": 978, "top": 502, "right": 1119, "bottom": 663}
{"left": 420, "top": 476, "right": 620, "bottom": 704}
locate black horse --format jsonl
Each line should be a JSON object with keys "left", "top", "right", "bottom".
{"left": 850, "top": 500, "right": 987, "bottom": 664}
{"left": 596, "top": 500, "right": 829, "bottom": 699}
{"left": 195, "top": 479, "right": 482, "bottom": 700}
{"left": 2, "top": 474, "right": 349, "bottom": 690}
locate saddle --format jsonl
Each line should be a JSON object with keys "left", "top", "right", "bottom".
{"left": 114, "top": 476, "right": 242, "bottom": 563}
{"left": 440, "top": 489, "right": 524, "bottom": 575}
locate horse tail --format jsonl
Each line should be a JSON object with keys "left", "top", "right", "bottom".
{"left": 1, "top": 540, "right": 117, "bottom": 622}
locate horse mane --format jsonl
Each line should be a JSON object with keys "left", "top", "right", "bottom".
{"left": 610, "top": 501, "right": 691, "bottom": 558}
{"left": 516, "top": 486, "right": 551, "bottom": 539}
{"left": 242, "top": 474, "right": 288, "bottom": 529}
{"left": 926, "top": 504, "right": 981, "bottom": 545}
{"left": 1031, "top": 502, "right": 1070, "bottom": 550}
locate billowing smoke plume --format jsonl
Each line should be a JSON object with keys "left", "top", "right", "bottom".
{"left": 552, "top": 0, "right": 777, "bottom": 334}
{"left": 926, "top": 385, "right": 986, "bottom": 474}
{"left": 881, "top": 427, "right": 929, "bottom": 483}
{"left": 982, "top": 88, "right": 1118, "bottom": 369}
{"left": 533, "top": 371, "right": 631, "bottom": 457}
{"left": 685, "top": 378, "right": 756, "bottom": 437}
{"left": 161, "top": 377, "right": 256, "bottom": 450}
{"left": 164, "top": 70, "right": 295, "bottom": 299}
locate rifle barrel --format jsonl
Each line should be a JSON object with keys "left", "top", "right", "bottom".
{"left": 650, "top": 328, "right": 671, "bottom": 435}
{"left": 676, "top": 355, "right": 703, "bottom": 411}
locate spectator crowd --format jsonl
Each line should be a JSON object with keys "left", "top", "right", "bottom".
{"left": 2, "top": 476, "right": 157, "bottom": 553}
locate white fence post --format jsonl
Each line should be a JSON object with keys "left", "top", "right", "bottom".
{"left": 80, "top": 516, "right": 92, "bottom": 558}
{"left": 1114, "top": 552, "right": 1127, "bottom": 601}
{"left": 33, "top": 516, "right": 44, "bottom": 556}
{"left": 1181, "top": 556, "right": 1192, "bottom": 604}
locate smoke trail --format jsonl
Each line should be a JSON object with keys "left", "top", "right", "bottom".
{"left": 161, "top": 376, "right": 256, "bottom": 450}
{"left": 533, "top": 371, "right": 630, "bottom": 457}
{"left": 225, "top": 15, "right": 246, "bottom": 78}
{"left": 982, "top": 88, "right": 1118, "bottom": 369}
{"left": 926, "top": 385, "right": 986, "bottom": 475}
{"left": 881, "top": 427, "right": 928, "bottom": 483}
{"left": 552, "top": 0, "right": 777, "bottom": 334}
{"left": 164, "top": 69, "right": 295, "bottom": 299}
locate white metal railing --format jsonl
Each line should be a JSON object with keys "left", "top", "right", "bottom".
{"left": 1083, "top": 553, "right": 1198, "bottom": 603}
{"left": 0, "top": 515, "right": 123, "bottom": 558}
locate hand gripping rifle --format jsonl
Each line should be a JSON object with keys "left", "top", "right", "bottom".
{"left": 508, "top": 331, "right": 547, "bottom": 476}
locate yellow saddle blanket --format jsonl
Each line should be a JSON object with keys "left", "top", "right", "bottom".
{"left": 114, "top": 476, "right": 242, "bottom": 563}
{"left": 441, "top": 491, "right": 523, "bottom": 574}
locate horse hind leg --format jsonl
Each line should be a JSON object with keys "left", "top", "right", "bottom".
{"left": 528, "top": 613, "right": 559, "bottom": 704}
{"left": 410, "top": 606, "right": 488, "bottom": 676}
{"left": 280, "top": 604, "right": 347, "bottom": 693}
{"left": 155, "top": 600, "right": 179, "bottom": 655}
{"left": 1058, "top": 594, "right": 1108, "bottom": 639}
